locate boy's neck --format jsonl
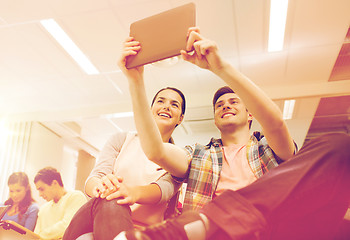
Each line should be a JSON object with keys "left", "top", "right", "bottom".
{"left": 220, "top": 127, "right": 250, "bottom": 146}
{"left": 53, "top": 188, "right": 67, "bottom": 203}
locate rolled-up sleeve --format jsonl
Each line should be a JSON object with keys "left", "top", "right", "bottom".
{"left": 86, "top": 132, "right": 127, "bottom": 181}
{"left": 154, "top": 173, "right": 183, "bottom": 204}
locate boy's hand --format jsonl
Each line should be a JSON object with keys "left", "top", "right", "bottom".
{"left": 181, "top": 27, "right": 227, "bottom": 74}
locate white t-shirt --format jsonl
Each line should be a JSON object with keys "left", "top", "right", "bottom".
{"left": 87, "top": 132, "right": 167, "bottom": 227}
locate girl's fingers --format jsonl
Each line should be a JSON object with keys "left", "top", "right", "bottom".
{"left": 116, "top": 197, "right": 132, "bottom": 205}
{"left": 92, "top": 187, "right": 100, "bottom": 198}
{"left": 101, "top": 176, "right": 114, "bottom": 191}
{"left": 106, "top": 190, "right": 122, "bottom": 200}
{"left": 116, "top": 176, "right": 124, "bottom": 182}
{"left": 107, "top": 174, "right": 120, "bottom": 189}
{"left": 124, "top": 41, "right": 140, "bottom": 48}
{"left": 96, "top": 180, "right": 107, "bottom": 194}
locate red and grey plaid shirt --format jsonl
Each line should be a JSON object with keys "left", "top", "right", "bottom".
{"left": 182, "top": 131, "right": 286, "bottom": 212}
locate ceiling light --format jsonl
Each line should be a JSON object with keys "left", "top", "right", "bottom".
{"left": 268, "top": 0, "right": 289, "bottom": 52}
{"left": 104, "top": 74, "right": 123, "bottom": 94}
{"left": 105, "top": 112, "right": 134, "bottom": 119}
{"left": 107, "top": 119, "right": 123, "bottom": 132}
{"left": 40, "top": 19, "right": 99, "bottom": 75}
{"left": 283, "top": 99, "right": 295, "bottom": 120}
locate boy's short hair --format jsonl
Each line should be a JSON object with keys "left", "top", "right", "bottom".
{"left": 34, "top": 167, "right": 64, "bottom": 187}
{"left": 212, "top": 86, "right": 253, "bottom": 129}
{"left": 212, "top": 86, "right": 235, "bottom": 108}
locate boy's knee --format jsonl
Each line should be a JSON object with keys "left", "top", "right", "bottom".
{"left": 304, "top": 133, "right": 350, "bottom": 171}
{"left": 312, "top": 133, "right": 350, "bottom": 154}
{"left": 322, "top": 133, "right": 350, "bottom": 153}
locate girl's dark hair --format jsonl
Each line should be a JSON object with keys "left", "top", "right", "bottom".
{"left": 151, "top": 87, "right": 186, "bottom": 115}
{"left": 5, "top": 172, "right": 35, "bottom": 221}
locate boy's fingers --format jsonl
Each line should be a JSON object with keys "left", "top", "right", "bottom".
{"left": 186, "top": 31, "right": 202, "bottom": 51}
{"left": 193, "top": 42, "right": 203, "bottom": 59}
{"left": 187, "top": 27, "right": 200, "bottom": 36}
{"left": 181, "top": 50, "right": 194, "bottom": 64}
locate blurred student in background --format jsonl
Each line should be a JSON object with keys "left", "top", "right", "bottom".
{"left": 2, "top": 172, "right": 39, "bottom": 231}
{"left": 34, "top": 167, "right": 87, "bottom": 240}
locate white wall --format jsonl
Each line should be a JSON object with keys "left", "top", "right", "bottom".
{"left": 24, "top": 122, "right": 78, "bottom": 206}
{"left": 174, "top": 130, "right": 220, "bottom": 148}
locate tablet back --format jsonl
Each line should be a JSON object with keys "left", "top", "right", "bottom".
{"left": 126, "top": 3, "right": 196, "bottom": 69}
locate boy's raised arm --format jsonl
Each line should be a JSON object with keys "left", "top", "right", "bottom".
{"left": 181, "top": 28, "right": 295, "bottom": 160}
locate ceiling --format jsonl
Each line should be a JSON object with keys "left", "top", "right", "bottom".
{"left": 1, "top": 0, "right": 349, "bottom": 157}
{"left": 305, "top": 27, "right": 350, "bottom": 144}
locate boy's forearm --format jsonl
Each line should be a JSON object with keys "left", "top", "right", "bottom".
{"left": 215, "top": 63, "right": 283, "bottom": 125}
{"left": 214, "top": 62, "right": 295, "bottom": 159}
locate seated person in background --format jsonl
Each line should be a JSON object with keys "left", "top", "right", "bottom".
{"left": 2, "top": 172, "right": 39, "bottom": 231}
{"left": 63, "top": 81, "right": 186, "bottom": 238}
{"left": 34, "top": 167, "right": 87, "bottom": 240}
{"left": 114, "top": 28, "right": 350, "bottom": 240}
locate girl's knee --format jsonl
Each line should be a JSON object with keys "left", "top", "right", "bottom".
{"left": 97, "top": 198, "right": 131, "bottom": 215}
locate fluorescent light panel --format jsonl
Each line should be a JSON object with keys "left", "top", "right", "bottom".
{"left": 104, "top": 75, "right": 123, "bottom": 94}
{"left": 105, "top": 112, "right": 135, "bottom": 132}
{"left": 40, "top": 19, "right": 99, "bottom": 75}
{"left": 105, "top": 112, "right": 134, "bottom": 119}
{"left": 268, "top": 0, "right": 289, "bottom": 52}
{"left": 283, "top": 99, "right": 295, "bottom": 120}
{"left": 107, "top": 118, "right": 123, "bottom": 132}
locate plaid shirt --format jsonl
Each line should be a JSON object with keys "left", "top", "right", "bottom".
{"left": 182, "top": 131, "right": 284, "bottom": 212}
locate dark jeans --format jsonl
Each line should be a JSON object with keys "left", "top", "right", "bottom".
{"left": 63, "top": 198, "right": 134, "bottom": 240}
{"left": 335, "top": 219, "right": 350, "bottom": 240}
{"left": 202, "top": 133, "right": 350, "bottom": 240}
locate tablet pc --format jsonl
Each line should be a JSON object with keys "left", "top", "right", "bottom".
{"left": 0, "top": 220, "right": 41, "bottom": 239}
{"left": 126, "top": 2, "right": 196, "bottom": 69}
